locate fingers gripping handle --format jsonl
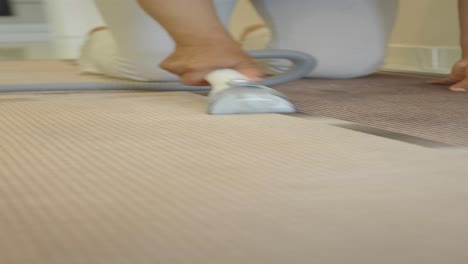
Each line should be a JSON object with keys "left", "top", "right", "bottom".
{"left": 205, "top": 69, "right": 251, "bottom": 94}
{"left": 204, "top": 50, "right": 316, "bottom": 90}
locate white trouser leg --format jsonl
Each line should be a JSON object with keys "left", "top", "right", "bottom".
{"left": 251, "top": 0, "right": 398, "bottom": 78}
{"left": 79, "top": 0, "right": 237, "bottom": 81}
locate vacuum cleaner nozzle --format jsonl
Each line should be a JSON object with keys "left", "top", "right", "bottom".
{"left": 207, "top": 80, "right": 296, "bottom": 115}
{"left": 205, "top": 70, "right": 297, "bottom": 115}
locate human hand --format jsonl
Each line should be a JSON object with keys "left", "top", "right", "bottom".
{"left": 160, "top": 43, "right": 265, "bottom": 86}
{"left": 426, "top": 59, "right": 468, "bottom": 92}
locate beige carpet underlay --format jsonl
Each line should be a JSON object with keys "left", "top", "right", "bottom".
{"left": 0, "top": 90, "right": 467, "bottom": 264}
{"left": 0, "top": 60, "right": 129, "bottom": 84}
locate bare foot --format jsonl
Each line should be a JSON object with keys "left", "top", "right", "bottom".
{"left": 426, "top": 59, "right": 468, "bottom": 92}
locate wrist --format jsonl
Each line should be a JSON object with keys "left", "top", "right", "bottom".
{"left": 174, "top": 34, "right": 241, "bottom": 49}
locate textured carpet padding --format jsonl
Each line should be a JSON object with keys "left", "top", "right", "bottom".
{"left": 0, "top": 91, "right": 467, "bottom": 264}
{"left": 276, "top": 72, "right": 468, "bottom": 146}
{"left": 3, "top": 60, "right": 467, "bottom": 146}
{"left": 0, "top": 60, "right": 128, "bottom": 84}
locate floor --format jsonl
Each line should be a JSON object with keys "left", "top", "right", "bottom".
{"left": 277, "top": 72, "right": 468, "bottom": 147}
{"left": 0, "top": 60, "right": 467, "bottom": 264}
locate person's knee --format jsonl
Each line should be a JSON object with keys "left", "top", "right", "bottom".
{"left": 306, "top": 48, "right": 386, "bottom": 79}
{"left": 308, "top": 60, "right": 383, "bottom": 79}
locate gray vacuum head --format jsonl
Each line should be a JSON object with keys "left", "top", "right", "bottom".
{"left": 207, "top": 85, "right": 297, "bottom": 115}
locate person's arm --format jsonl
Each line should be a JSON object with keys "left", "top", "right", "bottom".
{"left": 137, "top": 0, "right": 234, "bottom": 46}
{"left": 459, "top": 0, "right": 468, "bottom": 58}
{"left": 136, "top": 0, "right": 264, "bottom": 85}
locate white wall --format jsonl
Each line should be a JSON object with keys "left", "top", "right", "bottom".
{"left": 0, "top": 0, "right": 49, "bottom": 42}
{"left": 386, "top": 0, "right": 460, "bottom": 73}
{"left": 390, "top": 0, "right": 459, "bottom": 47}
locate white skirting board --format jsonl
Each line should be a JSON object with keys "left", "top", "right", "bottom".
{"left": 0, "top": 23, "right": 50, "bottom": 42}
{"left": 383, "top": 45, "right": 461, "bottom": 74}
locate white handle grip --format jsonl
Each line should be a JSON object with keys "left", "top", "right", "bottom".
{"left": 205, "top": 69, "right": 251, "bottom": 94}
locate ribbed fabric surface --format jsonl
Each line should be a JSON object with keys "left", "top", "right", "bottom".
{"left": 0, "top": 91, "right": 467, "bottom": 264}
{"left": 0, "top": 60, "right": 123, "bottom": 85}
{"left": 2, "top": 61, "right": 467, "bottom": 146}
{"left": 276, "top": 72, "right": 468, "bottom": 146}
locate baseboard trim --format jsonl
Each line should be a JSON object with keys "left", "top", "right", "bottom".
{"left": 383, "top": 45, "right": 461, "bottom": 74}
{"left": 0, "top": 24, "right": 51, "bottom": 42}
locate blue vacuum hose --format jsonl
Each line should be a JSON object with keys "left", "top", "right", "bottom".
{"left": 0, "top": 50, "right": 316, "bottom": 93}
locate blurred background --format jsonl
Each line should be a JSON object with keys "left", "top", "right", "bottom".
{"left": 0, "top": 0, "right": 461, "bottom": 74}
